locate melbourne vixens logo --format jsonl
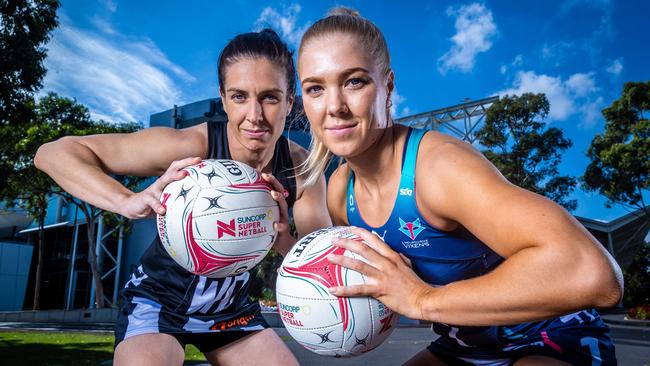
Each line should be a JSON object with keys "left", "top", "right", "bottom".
{"left": 398, "top": 218, "right": 424, "bottom": 240}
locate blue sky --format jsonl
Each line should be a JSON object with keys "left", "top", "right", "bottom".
{"left": 40, "top": 0, "right": 649, "bottom": 221}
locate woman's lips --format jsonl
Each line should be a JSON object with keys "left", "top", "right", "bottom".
{"left": 243, "top": 129, "right": 269, "bottom": 138}
{"left": 326, "top": 123, "right": 357, "bottom": 137}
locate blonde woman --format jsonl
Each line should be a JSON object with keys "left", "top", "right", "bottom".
{"left": 297, "top": 8, "right": 622, "bottom": 366}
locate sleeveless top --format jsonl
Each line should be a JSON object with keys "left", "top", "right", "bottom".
{"left": 127, "top": 121, "right": 296, "bottom": 332}
{"left": 346, "top": 127, "right": 503, "bottom": 286}
{"left": 345, "top": 127, "right": 607, "bottom": 348}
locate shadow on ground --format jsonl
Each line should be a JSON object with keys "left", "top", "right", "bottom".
{"left": 0, "top": 339, "right": 113, "bottom": 366}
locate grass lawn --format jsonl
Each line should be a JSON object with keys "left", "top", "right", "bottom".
{"left": 0, "top": 330, "right": 206, "bottom": 365}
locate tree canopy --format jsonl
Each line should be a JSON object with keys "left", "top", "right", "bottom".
{"left": 583, "top": 81, "right": 650, "bottom": 217}
{"left": 477, "top": 93, "right": 577, "bottom": 211}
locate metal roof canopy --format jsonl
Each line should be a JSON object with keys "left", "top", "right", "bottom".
{"left": 18, "top": 221, "right": 71, "bottom": 234}
{"left": 395, "top": 96, "right": 499, "bottom": 143}
{"left": 150, "top": 96, "right": 499, "bottom": 143}
{"left": 577, "top": 208, "right": 650, "bottom": 269}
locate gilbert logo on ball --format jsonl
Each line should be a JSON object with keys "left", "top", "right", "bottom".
{"left": 276, "top": 227, "right": 398, "bottom": 357}
{"left": 157, "top": 159, "right": 279, "bottom": 278}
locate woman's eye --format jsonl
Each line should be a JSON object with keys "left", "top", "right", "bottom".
{"left": 346, "top": 78, "right": 366, "bottom": 88}
{"left": 264, "top": 95, "right": 280, "bottom": 103}
{"left": 306, "top": 85, "right": 323, "bottom": 95}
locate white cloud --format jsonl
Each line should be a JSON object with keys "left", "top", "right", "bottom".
{"left": 101, "top": 0, "right": 117, "bottom": 13}
{"left": 566, "top": 72, "right": 597, "bottom": 97}
{"left": 606, "top": 58, "right": 623, "bottom": 76}
{"left": 579, "top": 96, "right": 605, "bottom": 128}
{"left": 390, "top": 90, "right": 410, "bottom": 118}
{"left": 499, "top": 54, "right": 523, "bottom": 75}
{"left": 254, "top": 4, "right": 310, "bottom": 46}
{"left": 438, "top": 3, "right": 497, "bottom": 75}
{"left": 497, "top": 70, "right": 601, "bottom": 124}
{"left": 41, "top": 17, "right": 195, "bottom": 123}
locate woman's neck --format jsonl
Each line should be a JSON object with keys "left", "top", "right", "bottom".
{"left": 346, "top": 125, "right": 403, "bottom": 189}
{"left": 226, "top": 127, "right": 275, "bottom": 172}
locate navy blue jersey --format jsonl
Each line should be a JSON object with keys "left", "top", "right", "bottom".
{"left": 115, "top": 121, "right": 297, "bottom": 348}
{"left": 346, "top": 127, "right": 616, "bottom": 365}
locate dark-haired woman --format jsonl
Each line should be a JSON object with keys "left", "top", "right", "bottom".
{"left": 297, "top": 8, "right": 622, "bottom": 366}
{"left": 35, "top": 29, "right": 330, "bottom": 366}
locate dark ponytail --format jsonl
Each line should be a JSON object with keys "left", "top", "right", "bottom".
{"left": 218, "top": 28, "right": 296, "bottom": 99}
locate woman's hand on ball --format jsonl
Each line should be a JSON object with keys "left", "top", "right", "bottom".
{"left": 261, "top": 173, "right": 295, "bottom": 256}
{"left": 327, "top": 227, "right": 434, "bottom": 320}
{"left": 120, "top": 157, "right": 202, "bottom": 219}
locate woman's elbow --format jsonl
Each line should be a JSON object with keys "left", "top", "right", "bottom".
{"left": 584, "top": 261, "right": 624, "bottom": 309}
{"left": 34, "top": 136, "right": 75, "bottom": 171}
{"left": 34, "top": 142, "right": 53, "bottom": 171}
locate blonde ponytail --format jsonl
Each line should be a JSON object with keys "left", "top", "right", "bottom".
{"left": 298, "top": 129, "right": 332, "bottom": 187}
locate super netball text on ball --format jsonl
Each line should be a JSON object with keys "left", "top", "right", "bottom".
{"left": 217, "top": 213, "right": 269, "bottom": 238}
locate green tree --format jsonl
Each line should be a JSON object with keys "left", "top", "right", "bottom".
{"left": 4, "top": 93, "right": 141, "bottom": 309}
{"left": 0, "top": 0, "right": 59, "bottom": 179}
{"left": 583, "top": 81, "right": 650, "bottom": 217}
{"left": 476, "top": 93, "right": 577, "bottom": 211}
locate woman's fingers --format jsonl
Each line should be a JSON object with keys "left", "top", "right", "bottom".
{"left": 264, "top": 173, "right": 290, "bottom": 234}
{"left": 329, "top": 284, "right": 372, "bottom": 297}
{"left": 144, "top": 192, "right": 166, "bottom": 216}
{"left": 261, "top": 172, "right": 287, "bottom": 197}
{"left": 331, "top": 236, "right": 386, "bottom": 267}
{"left": 350, "top": 227, "right": 398, "bottom": 259}
{"left": 327, "top": 252, "right": 380, "bottom": 277}
{"left": 171, "top": 156, "right": 203, "bottom": 171}
{"left": 157, "top": 157, "right": 200, "bottom": 188}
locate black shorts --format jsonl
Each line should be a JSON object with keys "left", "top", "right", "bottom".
{"left": 162, "top": 330, "right": 262, "bottom": 354}
{"left": 114, "top": 244, "right": 269, "bottom": 353}
{"left": 426, "top": 309, "right": 616, "bottom": 365}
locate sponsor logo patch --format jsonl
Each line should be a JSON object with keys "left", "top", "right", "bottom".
{"left": 211, "top": 314, "right": 256, "bottom": 331}
{"left": 398, "top": 218, "right": 425, "bottom": 240}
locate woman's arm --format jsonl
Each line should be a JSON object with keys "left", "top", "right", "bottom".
{"left": 329, "top": 135, "right": 623, "bottom": 326}
{"left": 265, "top": 142, "right": 332, "bottom": 256}
{"left": 417, "top": 139, "right": 623, "bottom": 324}
{"left": 34, "top": 123, "right": 208, "bottom": 219}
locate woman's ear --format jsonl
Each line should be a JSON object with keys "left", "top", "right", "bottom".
{"left": 386, "top": 70, "right": 395, "bottom": 114}
{"left": 386, "top": 69, "right": 395, "bottom": 95}
{"left": 286, "top": 95, "right": 295, "bottom": 116}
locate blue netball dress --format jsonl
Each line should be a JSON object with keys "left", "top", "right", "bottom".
{"left": 346, "top": 127, "right": 616, "bottom": 365}
{"left": 114, "top": 121, "right": 297, "bottom": 353}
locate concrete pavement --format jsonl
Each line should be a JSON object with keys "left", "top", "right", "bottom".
{"left": 1, "top": 313, "right": 648, "bottom": 365}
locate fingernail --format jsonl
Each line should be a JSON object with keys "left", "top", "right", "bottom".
{"left": 271, "top": 191, "right": 279, "bottom": 198}
{"left": 282, "top": 189, "right": 289, "bottom": 198}
{"left": 328, "top": 287, "right": 338, "bottom": 294}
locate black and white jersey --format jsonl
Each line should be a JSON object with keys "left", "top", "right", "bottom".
{"left": 115, "top": 121, "right": 297, "bottom": 344}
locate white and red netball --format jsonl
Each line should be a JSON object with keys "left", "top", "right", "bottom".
{"left": 157, "top": 159, "right": 279, "bottom": 278}
{"left": 276, "top": 227, "right": 398, "bottom": 357}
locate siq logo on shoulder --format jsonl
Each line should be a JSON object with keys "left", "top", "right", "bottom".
{"left": 399, "top": 188, "right": 413, "bottom": 196}
{"left": 219, "top": 160, "right": 242, "bottom": 176}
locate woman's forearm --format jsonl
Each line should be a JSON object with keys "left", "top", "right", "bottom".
{"left": 35, "top": 137, "right": 133, "bottom": 215}
{"left": 419, "top": 245, "right": 622, "bottom": 326}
